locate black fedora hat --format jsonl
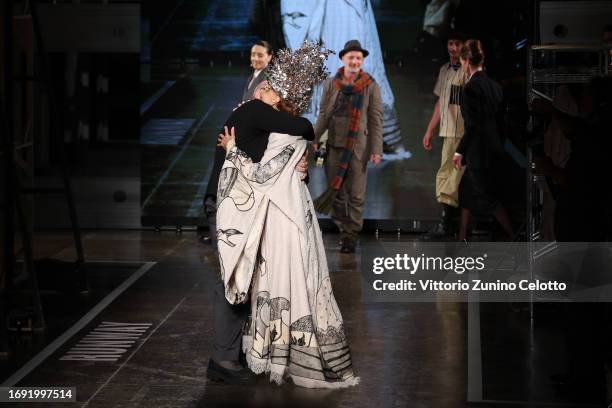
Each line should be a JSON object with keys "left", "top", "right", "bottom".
{"left": 339, "top": 40, "right": 369, "bottom": 59}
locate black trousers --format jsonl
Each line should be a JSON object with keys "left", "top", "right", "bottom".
{"left": 212, "top": 279, "right": 249, "bottom": 362}
{"left": 210, "top": 207, "right": 249, "bottom": 362}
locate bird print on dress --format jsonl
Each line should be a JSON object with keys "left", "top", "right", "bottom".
{"left": 282, "top": 11, "right": 307, "bottom": 29}
{"left": 216, "top": 228, "right": 243, "bottom": 247}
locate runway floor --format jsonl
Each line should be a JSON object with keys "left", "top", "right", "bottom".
{"left": 1, "top": 230, "right": 604, "bottom": 407}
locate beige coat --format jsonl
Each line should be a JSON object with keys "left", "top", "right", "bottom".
{"left": 314, "top": 76, "right": 383, "bottom": 161}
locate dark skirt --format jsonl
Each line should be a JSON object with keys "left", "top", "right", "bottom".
{"left": 459, "top": 168, "right": 500, "bottom": 213}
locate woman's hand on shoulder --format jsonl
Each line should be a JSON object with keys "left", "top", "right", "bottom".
{"left": 217, "top": 126, "right": 236, "bottom": 151}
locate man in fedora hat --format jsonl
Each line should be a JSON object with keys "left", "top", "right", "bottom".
{"left": 313, "top": 39, "right": 383, "bottom": 253}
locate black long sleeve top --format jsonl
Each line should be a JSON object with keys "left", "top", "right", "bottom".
{"left": 456, "top": 71, "right": 504, "bottom": 170}
{"left": 205, "top": 99, "right": 314, "bottom": 199}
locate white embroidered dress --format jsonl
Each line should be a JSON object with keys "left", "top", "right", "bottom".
{"left": 216, "top": 133, "right": 358, "bottom": 388}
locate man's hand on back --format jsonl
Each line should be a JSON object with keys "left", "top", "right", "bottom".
{"left": 295, "top": 150, "right": 309, "bottom": 180}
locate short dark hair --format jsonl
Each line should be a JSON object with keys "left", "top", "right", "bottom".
{"left": 252, "top": 40, "right": 273, "bottom": 55}
{"left": 460, "top": 39, "right": 485, "bottom": 66}
{"left": 447, "top": 31, "right": 466, "bottom": 42}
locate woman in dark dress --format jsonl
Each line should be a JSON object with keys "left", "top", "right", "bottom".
{"left": 452, "top": 39, "right": 514, "bottom": 241}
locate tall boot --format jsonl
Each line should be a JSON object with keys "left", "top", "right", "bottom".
{"left": 422, "top": 204, "right": 453, "bottom": 240}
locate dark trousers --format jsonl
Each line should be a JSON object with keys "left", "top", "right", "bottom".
{"left": 212, "top": 279, "right": 249, "bottom": 362}
{"left": 208, "top": 201, "right": 249, "bottom": 362}
{"left": 325, "top": 146, "right": 368, "bottom": 239}
{"left": 458, "top": 168, "right": 500, "bottom": 213}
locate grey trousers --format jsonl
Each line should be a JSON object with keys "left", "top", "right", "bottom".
{"left": 212, "top": 279, "right": 249, "bottom": 362}
{"left": 325, "top": 146, "right": 368, "bottom": 239}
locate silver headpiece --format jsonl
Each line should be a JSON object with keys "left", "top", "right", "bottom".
{"left": 266, "top": 41, "right": 333, "bottom": 114}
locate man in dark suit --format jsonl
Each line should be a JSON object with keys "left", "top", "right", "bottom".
{"left": 201, "top": 41, "right": 274, "bottom": 227}
{"left": 241, "top": 41, "right": 272, "bottom": 102}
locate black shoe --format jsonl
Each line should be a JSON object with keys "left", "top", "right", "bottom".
{"left": 340, "top": 237, "right": 356, "bottom": 253}
{"left": 422, "top": 205, "right": 453, "bottom": 241}
{"left": 422, "top": 222, "right": 452, "bottom": 241}
{"left": 206, "top": 358, "right": 255, "bottom": 385}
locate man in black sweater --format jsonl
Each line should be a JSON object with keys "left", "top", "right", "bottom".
{"left": 205, "top": 98, "right": 313, "bottom": 201}
{"left": 205, "top": 98, "right": 313, "bottom": 384}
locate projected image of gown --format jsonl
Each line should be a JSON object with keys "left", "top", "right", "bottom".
{"left": 280, "top": 0, "right": 411, "bottom": 160}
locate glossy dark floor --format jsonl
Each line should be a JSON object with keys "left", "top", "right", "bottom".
{"left": 3, "top": 231, "right": 607, "bottom": 407}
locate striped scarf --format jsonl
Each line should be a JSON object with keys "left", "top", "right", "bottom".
{"left": 314, "top": 68, "right": 373, "bottom": 214}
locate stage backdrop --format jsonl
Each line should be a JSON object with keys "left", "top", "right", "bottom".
{"left": 140, "top": 0, "right": 523, "bottom": 228}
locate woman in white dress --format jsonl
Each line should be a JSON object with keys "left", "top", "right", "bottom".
{"left": 215, "top": 42, "right": 359, "bottom": 389}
